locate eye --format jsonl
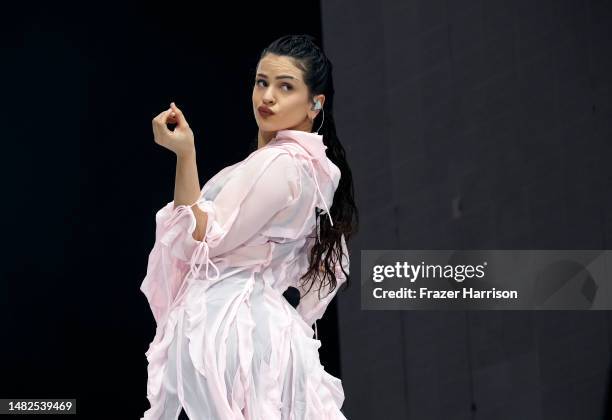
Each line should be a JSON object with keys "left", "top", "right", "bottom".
{"left": 255, "top": 79, "right": 293, "bottom": 91}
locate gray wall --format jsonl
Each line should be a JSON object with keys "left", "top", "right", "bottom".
{"left": 321, "top": 0, "right": 612, "bottom": 418}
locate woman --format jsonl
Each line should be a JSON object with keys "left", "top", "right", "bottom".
{"left": 141, "top": 34, "right": 358, "bottom": 420}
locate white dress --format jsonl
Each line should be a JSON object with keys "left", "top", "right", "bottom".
{"left": 140, "top": 130, "right": 350, "bottom": 419}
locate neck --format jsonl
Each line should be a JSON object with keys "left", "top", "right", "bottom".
{"left": 258, "top": 118, "right": 316, "bottom": 149}
{"left": 257, "top": 129, "right": 276, "bottom": 149}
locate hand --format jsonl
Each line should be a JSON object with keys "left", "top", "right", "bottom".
{"left": 152, "top": 102, "right": 195, "bottom": 158}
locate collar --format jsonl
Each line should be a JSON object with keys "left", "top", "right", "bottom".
{"left": 271, "top": 129, "right": 331, "bottom": 176}
{"left": 268, "top": 129, "right": 335, "bottom": 226}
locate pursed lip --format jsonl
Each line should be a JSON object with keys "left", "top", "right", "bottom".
{"left": 258, "top": 105, "right": 275, "bottom": 115}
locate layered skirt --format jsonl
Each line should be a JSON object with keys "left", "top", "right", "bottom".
{"left": 141, "top": 271, "right": 346, "bottom": 420}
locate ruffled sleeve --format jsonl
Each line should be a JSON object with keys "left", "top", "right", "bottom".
{"left": 140, "top": 149, "right": 300, "bottom": 326}
{"left": 295, "top": 233, "right": 350, "bottom": 329}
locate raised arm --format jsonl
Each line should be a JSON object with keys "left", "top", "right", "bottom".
{"left": 141, "top": 143, "right": 300, "bottom": 325}
{"left": 173, "top": 150, "right": 209, "bottom": 242}
{"left": 155, "top": 102, "right": 209, "bottom": 242}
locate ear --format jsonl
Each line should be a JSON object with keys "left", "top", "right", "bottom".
{"left": 309, "top": 94, "right": 326, "bottom": 119}
{"left": 315, "top": 94, "right": 325, "bottom": 110}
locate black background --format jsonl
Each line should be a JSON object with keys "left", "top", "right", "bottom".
{"left": 0, "top": 2, "right": 341, "bottom": 418}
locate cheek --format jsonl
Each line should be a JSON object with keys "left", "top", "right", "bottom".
{"left": 280, "top": 97, "right": 298, "bottom": 111}
{"left": 285, "top": 102, "right": 307, "bottom": 118}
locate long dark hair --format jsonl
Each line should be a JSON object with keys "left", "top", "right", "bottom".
{"left": 255, "top": 34, "right": 359, "bottom": 299}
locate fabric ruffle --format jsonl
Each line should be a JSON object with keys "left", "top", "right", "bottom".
{"left": 140, "top": 200, "right": 224, "bottom": 328}
{"left": 284, "top": 297, "right": 347, "bottom": 419}
{"left": 142, "top": 272, "right": 346, "bottom": 420}
{"left": 141, "top": 130, "right": 350, "bottom": 419}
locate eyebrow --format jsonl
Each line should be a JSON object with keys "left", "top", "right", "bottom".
{"left": 256, "top": 73, "right": 299, "bottom": 81}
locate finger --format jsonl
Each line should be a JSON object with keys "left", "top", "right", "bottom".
{"left": 152, "top": 109, "right": 173, "bottom": 139}
{"left": 167, "top": 112, "right": 177, "bottom": 124}
{"left": 170, "top": 102, "right": 189, "bottom": 128}
{"left": 156, "top": 108, "right": 174, "bottom": 126}
{"left": 152, "top": 108, "right": 172, "bottom": 125}
{"left": 152, "top": 117, "right": 171, "bottom": 140}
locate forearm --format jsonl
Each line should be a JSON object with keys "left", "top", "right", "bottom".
{"left": 173, "top": 150, "right": 208, "bottom": 241}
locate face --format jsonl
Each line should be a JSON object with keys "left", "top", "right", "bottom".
{"left": 252, "top": 53, "right": 324, "bottom": 134}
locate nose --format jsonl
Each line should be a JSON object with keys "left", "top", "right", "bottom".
{"left": 262, "top": 88, "right": 275, "bottom": 105}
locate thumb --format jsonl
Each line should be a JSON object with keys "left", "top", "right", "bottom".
{"left": 170, "top": 102, "right": 189, "bottom": 128}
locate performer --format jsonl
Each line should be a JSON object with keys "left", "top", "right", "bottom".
{"left": 141, "top": 34, "right": 358, "bottom": 419}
